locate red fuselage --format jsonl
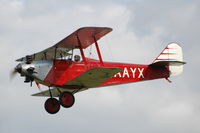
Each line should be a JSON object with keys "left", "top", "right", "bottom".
{"left": 44, "top": 58, "right": 170, "bottom": 88}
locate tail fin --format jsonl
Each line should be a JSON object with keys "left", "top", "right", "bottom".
{"left": 151, "top": 42, "right": 186, "bottom": 76}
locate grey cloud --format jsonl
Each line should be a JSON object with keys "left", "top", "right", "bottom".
{"left": 0, "top": 0, "right": 199, "bottom": 133}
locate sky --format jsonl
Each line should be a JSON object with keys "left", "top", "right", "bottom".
{"left": 0, "top": 0, "right": 200, "bottom": 133}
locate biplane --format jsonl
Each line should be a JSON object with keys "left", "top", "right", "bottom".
{"left": 12, "top": 27, "right": 186, "bottom": 114}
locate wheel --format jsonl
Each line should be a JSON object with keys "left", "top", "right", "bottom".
{"left": 44, "top": 98, "right": 60, "bottom": 114}
{"left": 59, "top": 92, "right": 75, "bottom": 108}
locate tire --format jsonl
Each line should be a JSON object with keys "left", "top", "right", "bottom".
{"left": 44, "top": 98, "right": 60, "bottom": 114}
{"left": 59, "top": 92, "right": 75, "bottom": 108}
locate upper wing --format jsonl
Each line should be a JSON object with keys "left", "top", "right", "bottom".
{"left": 55, "top": 27, "right": 112, "bottom": 49}
{"left": 64, "top": 67, "right": 123, "bottom": 88}
{"left": 16, "top": 46, "right": 72, "bottom": 62}
{"left": 16, "top": 27, "right": 112, "bottom": 62}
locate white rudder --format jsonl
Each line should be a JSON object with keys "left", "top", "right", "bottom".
{"left": 153, "top": 42, "right": 186, "bottom": 76}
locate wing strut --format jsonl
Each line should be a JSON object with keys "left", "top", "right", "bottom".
{"left": 94, "top": 37, "right": 104, "bottom": 66}
{"left": 77, "top": 34, "right": 87, "bottom": 65}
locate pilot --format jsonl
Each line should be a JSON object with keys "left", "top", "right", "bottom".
{"left": 74, "top": 55, "right": 81, "bottom": 62}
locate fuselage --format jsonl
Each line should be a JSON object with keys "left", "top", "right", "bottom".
{"left": 23, "top": 58, "right": 169, "bottom": 89}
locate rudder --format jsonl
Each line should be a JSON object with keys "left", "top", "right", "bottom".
{"left": 152, "top": 42, "right": 185, "bottom": 76}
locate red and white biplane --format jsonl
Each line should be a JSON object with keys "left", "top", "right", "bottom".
{"left": 12, "top": 27, "right": 185, "bottom": 114}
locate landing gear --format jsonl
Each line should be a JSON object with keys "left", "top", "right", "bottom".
{"left": 59, "top": 92, "right": 75, "bottom": 108}
{"left": 44, "top": 90, "right": 75, "bottom": 114}
{"left": 44, "top": 98, "right": 60, "bottom": 114}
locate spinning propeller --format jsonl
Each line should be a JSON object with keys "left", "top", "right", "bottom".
{"left": 10, "top": 63, "right": 22, "bottom": 79}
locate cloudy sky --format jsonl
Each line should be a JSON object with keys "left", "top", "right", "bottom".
{"left": 1, "top": 0, "right": 200, "bottom": 133}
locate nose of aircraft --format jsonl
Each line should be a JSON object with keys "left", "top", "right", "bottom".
{"left": 15, "top": 63, "right": 22, "bottom": 73}
{"left": 10, "top": 63, "right": 22, "bottom": 79}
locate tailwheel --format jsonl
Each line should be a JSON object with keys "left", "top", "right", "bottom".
{"left": 59, "top": 92, "right": 75, "bottom": 108}
{"left": 44, "top": 98, "right": 60, "bottom": 114}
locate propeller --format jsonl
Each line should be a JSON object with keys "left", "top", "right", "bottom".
{"left": 10, "top": 63, "right": 22, "bottom": 80}
{"left": 10, "top": 69, "right": 17, "bottom": 80}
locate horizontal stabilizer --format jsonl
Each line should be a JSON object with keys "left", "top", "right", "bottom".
{"left": 150, "top": 61, "right": 186, "bottom": 67}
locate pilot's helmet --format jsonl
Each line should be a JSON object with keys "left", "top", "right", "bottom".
{"left": 74, "top": 55, "right": 81, "bottom": 62}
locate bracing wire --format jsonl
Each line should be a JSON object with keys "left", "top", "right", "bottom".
{"left": 107, "top": 41, "right": 115, "bottom": 61}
